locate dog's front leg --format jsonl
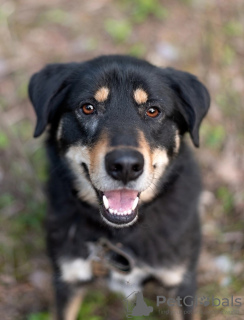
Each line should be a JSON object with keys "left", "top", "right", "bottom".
{"left": 52, "top": 255, "right": 93, "bottom": 320}
{"left": 53, "top": 277, "right": 86, "bottom": 320}
{"left": 175, "top": 271, "right": 197, "bottom": 320}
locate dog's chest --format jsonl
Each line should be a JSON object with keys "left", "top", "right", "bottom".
{"left": 59, "top": 238, "right": 187, "bottom": 295}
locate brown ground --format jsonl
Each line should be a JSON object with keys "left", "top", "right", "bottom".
{"left": 0, "top": 0, "right": 244, "bottom": 319}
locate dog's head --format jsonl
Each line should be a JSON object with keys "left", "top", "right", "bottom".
{"left": 29, "top": 55, "right": 210, "bottom": 228}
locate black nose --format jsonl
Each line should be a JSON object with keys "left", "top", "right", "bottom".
{"left": 105, "top": 149, "right": 144, "bottom": 184}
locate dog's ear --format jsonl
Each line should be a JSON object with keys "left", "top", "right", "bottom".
{"left": 28, "top": 63, "right": 77, "bottom": 137}
{"left": 164, "top": 68, "right": 210, "bottom": 147}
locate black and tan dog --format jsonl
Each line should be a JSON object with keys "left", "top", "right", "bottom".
{"left": 29, "top": 55, "right": 210, "bottom": 320}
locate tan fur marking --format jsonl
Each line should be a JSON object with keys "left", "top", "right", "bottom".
{"left": 57, "top": 119, "right": 63, "bottom": 141}
{"left": 64, "top": 290, "right": 84, "bottom": 320}
{"left": 94, "top": 87, "right": 109, "bottom": 102}
{"left": 89, "top": 132, "right": 109, "bottom": 190}
{"left": 136, "top": 131, "right": 154, "bottom": 201}
{"left": 140, "top": 147, "right": 169, "bottom": 203}
{"left": 65, "top": 145, "right": 98, "bottom": 206}
{"left": 137, "top": 131, "right": 152, "bottom": 175}
{"left": 134, "top": 88, "right": 148, "bottom": 104}
{"left": 174, "top": 130, "right": 181, "bottom": 154}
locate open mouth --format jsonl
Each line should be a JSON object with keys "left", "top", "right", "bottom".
{"left": 100, "top": 189, "right": 139, "bottom": 227}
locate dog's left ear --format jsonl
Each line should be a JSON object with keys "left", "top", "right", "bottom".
{"left": 28, "top": 63, "right": 77, "bottom": 137}
{"left": 163, "top": 68, "right": 210, "bottom": 147}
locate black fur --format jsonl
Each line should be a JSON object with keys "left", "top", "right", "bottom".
{"left": 29, "top": 55, "right": 210, "bottom": 320}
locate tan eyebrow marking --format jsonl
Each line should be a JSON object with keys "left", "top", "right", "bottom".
{"left": 174, "top": 130, "right": 181, "bottom": 154}
{"left": 94, "top": 87, "right": 109, "bottom": 102}
{"left": 134, "top": 88, "right": 148, "bottom": 104}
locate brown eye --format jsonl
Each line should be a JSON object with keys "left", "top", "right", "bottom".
{"left": 82, "top": 104, "right": 95, "bottom": 115}
{"left": 146, "top": 107, "right": 159, "bottom": 118}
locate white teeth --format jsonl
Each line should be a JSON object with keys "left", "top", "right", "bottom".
{"left": 103, "top": 195, "right": 109, "bottom": 209}
{"left": 107, "top": 209, "right": 135, "bottom": 215}
{"left": 132, "top": 197, "right": 139, "bottom": 211}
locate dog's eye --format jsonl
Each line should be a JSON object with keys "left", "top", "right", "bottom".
{"left": 146, "top": 107, "right": 159, "bottom": 118}
{"left": 81, "top": 104, "right": 95, "bottom": 115}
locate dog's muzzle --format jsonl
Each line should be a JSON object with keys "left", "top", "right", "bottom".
{"left": 99, "top": 149, "right": 144, "bottom": 227}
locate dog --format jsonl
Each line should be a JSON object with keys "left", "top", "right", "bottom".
{"left": 28, "top": 55, "right": 210, "bottom": 320}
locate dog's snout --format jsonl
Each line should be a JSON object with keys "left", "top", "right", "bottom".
{"left": 105, "top": 149, "right": 144, "bottom": 184}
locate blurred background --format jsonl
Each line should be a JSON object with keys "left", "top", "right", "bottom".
{"left": 0, "top": 0, "right": 244, "bottom": 319}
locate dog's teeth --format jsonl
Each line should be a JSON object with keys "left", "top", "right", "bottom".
{"left": 109, "top": 208, "right": 114, "bottom": 214}
{"left": 114, "top": 209, "right": 117, "bottom": 214}
{"left": 132, "top": 197, "right": 139, "bottom": 210}
{"left": 127, "top": 210, "right": 132, "bottom": 214}
{"left": 103, "top": 195, "right": 109, "bottom": 209}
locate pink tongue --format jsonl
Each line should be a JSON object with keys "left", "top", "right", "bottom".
{"left": 104, "top": 189, "right": 138, "bottom": 211}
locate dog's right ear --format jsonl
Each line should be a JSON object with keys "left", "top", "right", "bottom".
{"left": 28, "top": 63, "right": 77, "bottom": 137}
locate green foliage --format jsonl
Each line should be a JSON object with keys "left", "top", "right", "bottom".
{"left": 11, "top": 120, "right": 33, "bottom": 141}
{"left": 0, "top": 131, "right": 9, "bottom": 149}
{"left": 221, "top": 45, "right": 236, "bottom": 65}
{"left": 179, "top": 0, "right": 193, "bottom": 5}
{"left": 0, "top": 97, "right": 8, "bottom": 110}
{"left": 129, "top": 43, "right": 146, "bottom": 57}
{"left": 17, "top": 80, "right": 29, "bottom": 100}
{"left": 0, "top": 2, "right": 14, "bottom": 25}
{"left": 230, "top": 275, "right": 244, "bottom": 292}
{"left": 215, "top": 89, "right": 242, "bottom": 125}
{"left": 217, "top": 186, "right": 234, "bottom": 214}
{"left": 0, "top": 198, "right": 46, "bottom": 278}
{"left": 78, "top": 291, "right": 106, "bottom": 320}
{"left": 85, "top": 38, "right": 98, "bottom": 51}
{"left": 0, "top": 193, "right": 14, "bottom": 209}
{"left": 31, "top": 146, "right": 48, "bottom": 183}
{"left": 27, "top": 312, "right": 50, "bottom": 320}
{"left": 224, "top": 21, "right": 243, "bottom": 37}
{"left": 42, "top": 8, "right": 70, "bottom": 25}
{"left": 105, "top": 19, "right": 132, "bottom": 43}
{"left": 105, "top": 0, "right": 168, "bottom": 43}
{"left": 201, "top": 123, "right": 226, "bottom": 150}
{"left": 14, "top": 201, "right": 46, "bottom": 232}
{"left": 128, "top": 0, "right": 168, "bottom": 23}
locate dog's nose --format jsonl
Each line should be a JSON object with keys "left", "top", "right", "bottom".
{"left": 105, "top": 149, "right": 144, "bottom": 184}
